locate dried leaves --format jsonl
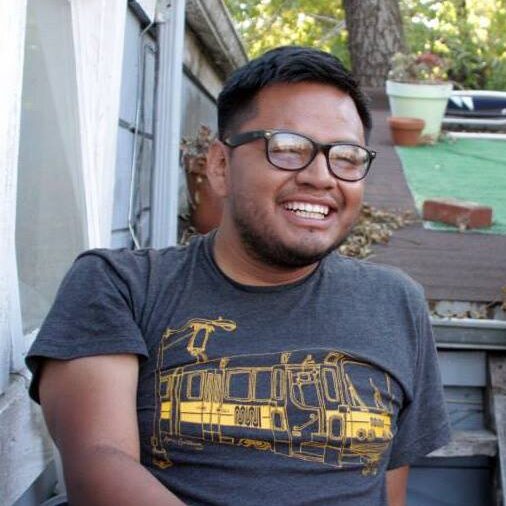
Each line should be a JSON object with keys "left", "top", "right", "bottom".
{"left": 338, "top": 203, "right": 418, "bottom": 259}
{"left": 180, "top": 125, "right": 214, "bottom": 174}
{"left": 430, "top": 306, "right": 490, "bottom": 320}
{"left": 179, "top": 223, "right": 198, "bottom": 246}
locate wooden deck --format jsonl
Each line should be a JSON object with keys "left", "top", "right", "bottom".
{"left": 363, "top": 91, "right": 506, "bottom": 303}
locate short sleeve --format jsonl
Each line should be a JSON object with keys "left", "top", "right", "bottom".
{"left": 388, "top": 305, "right": 451, "bottom": 468}
{"left": 26, "top": 251, "right": 149, "bottom": 403}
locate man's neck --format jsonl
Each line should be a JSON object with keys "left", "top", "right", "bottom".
{"left": 212, "top": 229, "right": 318, "bottom": 287}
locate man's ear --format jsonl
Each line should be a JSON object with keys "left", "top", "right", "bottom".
{"left": 206, "top": 139, "right": 230, "bottom": 198}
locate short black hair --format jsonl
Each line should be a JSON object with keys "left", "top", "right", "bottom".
{"left": 217, "top": 45, "right": 371, "bottom": 141}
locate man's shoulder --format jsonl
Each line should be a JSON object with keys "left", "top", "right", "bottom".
{"left": 75, "top": 235, "right": 205, "bottom": 274}
{"left": 324, "top": 253, "right": 425, "bottom": 299}
{"left": 77, "top": 243, "right": 190, "bottom": 265}
{"left": 58, "top": 236, "right": 207, "bottom": 300}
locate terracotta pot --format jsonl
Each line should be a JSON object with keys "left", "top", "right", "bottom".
{"left": 388, "top": 116, "right": 426, "bottom": 146}
{"left": 185, "top": 157, "right": 223, "bottom": 233}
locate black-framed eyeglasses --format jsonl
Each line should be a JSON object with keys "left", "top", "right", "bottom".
{"left": 223, "top": 129, "right": 376, "bottom": 182}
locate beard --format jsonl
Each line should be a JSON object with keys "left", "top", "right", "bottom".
{"left": 230, "top": 197, "right": 346, "bottom": 269}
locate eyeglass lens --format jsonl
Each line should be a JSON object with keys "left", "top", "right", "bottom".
{"left": 267, "top": 132, "right": 369, "bottom": 181}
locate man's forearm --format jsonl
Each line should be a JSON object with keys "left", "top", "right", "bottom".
{"left": 62, "top": 444, "right": 185, "bottom": 506}
{"left": 386, "top": 466, "right": 409, "bottom": 506}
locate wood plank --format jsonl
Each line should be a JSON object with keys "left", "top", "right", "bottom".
{"left": 439, "top": 351, "right": 487, "bottom": 387}
{"left": 488, "top": 354, "right": 506, "bottom": 506}
{"left": 428, "top": 430, "right": 497, "bottom": 458}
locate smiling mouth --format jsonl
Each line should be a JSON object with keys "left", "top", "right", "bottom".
{"left": 284, "top": 201, "right": 330, "bottom": 220}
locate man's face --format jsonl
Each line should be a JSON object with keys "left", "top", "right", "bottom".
{"left": 220, "top": 82, "right": 366, "bottom": 268}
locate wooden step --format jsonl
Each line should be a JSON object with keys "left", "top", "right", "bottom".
{"left": 428, "top": 429, "right": 497, "bottom": 458}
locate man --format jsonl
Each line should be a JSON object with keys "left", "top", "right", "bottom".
{"left": 27, "top": 46, "right": 450, "bottom": 506}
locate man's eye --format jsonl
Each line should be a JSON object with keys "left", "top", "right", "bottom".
{"left": 330, "top": 147, "right": 366, "bottom": 166}
{"left": 331, "top": 154, "right": 358, "bottom": 165}
{"left": 274, "top": 144, "right": 305, "bottom": 153}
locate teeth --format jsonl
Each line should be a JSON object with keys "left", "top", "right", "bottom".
{"left": 293, "top": 210, "right": 325, "bottom": 220}
{"left": 284, "top": 201, "right": 330, "bottom": 217}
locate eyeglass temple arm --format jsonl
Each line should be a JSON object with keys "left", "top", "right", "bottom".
{"left": 223, "top": 130, "right": 267, "bottom": 147}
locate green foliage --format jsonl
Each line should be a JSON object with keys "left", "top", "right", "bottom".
{"left": 487, "top": 59, "right": 506, "bottom": 90}
{"left": 400, "top": 0, "right": 506, "bottom": 90}
{"left": 225, "top": 0, "right": 506, "bottom": 90}
{"left": 388, "top": 52, "right": 449, "bottom": 82}
{"left": 226, "top": 0, "right": 350, "bottom": 66}
{"left": 445, "top": 43, "right": 488, "bottom": 89}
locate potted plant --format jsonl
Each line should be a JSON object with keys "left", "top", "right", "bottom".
{"left": 181, "top": 125, "right": 223, "bottom": 234}
{"left": 386, "top": 52, "right": 453, "bottom": 142}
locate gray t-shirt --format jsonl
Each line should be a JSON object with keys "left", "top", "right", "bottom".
{"left": 27, "top": 233, "right": 450, "bottom": 505}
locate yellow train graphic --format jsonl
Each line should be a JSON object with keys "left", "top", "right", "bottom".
{"left": 151, "top": 321, "right": 394, "bottom": 475}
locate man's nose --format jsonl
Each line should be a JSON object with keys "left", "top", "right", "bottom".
{"left": 295, "top": 151, "right": 336, "bottom": 189}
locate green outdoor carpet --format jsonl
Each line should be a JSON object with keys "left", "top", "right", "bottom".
{"left": 396, "top": 138, "right": 506, "bottom": 234}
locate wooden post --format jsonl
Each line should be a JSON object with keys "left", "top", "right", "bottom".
{"left": 488, "top": 354, "right": 506, "bottom": 506}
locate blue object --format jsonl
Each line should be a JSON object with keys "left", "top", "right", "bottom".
{"left": 446, "top": 90, "right": 506, "bottom": 118}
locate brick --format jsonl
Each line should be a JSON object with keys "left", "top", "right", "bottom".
{"left": 422, "top": 198, "right": 493, "bottom": 229}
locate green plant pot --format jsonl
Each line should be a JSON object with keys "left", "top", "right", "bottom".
{"left": 386, "top": 80, "right": 453, "bottom": 141}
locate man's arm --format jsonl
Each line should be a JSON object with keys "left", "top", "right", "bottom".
{"left": 386, "top": 465, "right": 409, "bottom": 506}
{"left": 39, "top": 354, "right": 185, "bottom": 506}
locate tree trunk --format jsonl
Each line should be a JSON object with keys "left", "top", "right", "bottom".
{"left": 343, "top": 0, "right": 406, "bottom": 88}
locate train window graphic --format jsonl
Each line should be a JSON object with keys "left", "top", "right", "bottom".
{"left": 151, "top": 319, "right": 395, "bottom": 475}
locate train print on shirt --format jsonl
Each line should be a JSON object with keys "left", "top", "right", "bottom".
{"left": 151, "top": 317, "right": 396, "bottom": 476}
